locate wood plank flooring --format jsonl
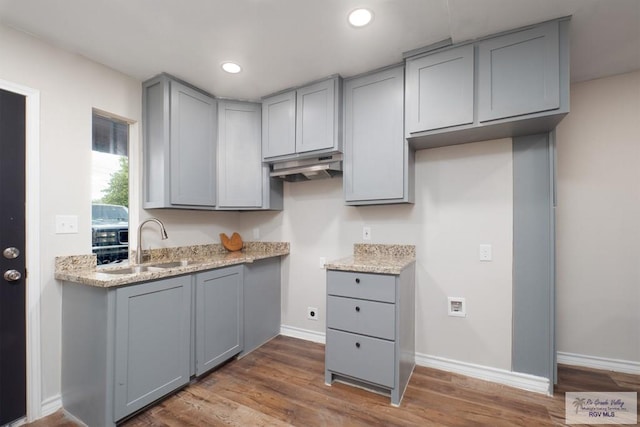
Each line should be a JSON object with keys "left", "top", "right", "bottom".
{"left": 27, "top": 336, "right": 639, "bottom": 426}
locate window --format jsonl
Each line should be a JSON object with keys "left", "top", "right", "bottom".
{"left": 91, "top": 112, "right": 130, "bottom": 264}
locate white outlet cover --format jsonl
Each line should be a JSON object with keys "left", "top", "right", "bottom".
{"left": 363, "top": 226, "right": 371, "bottom": 241}
{"left": 479, "top": 244, "right": 492, "bottom": 261}
{"left": 319, "top": 257, "right": 326, "bottom": 268}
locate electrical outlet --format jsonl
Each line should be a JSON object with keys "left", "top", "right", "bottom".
{"left": 479, "top": 244, "right": 492, "bottom": 261}
{"left": 307, "top": 307, "right": 318, "bottom": 320}
{"left": 448, "top": 297, "right": 466, "bottom": 317}
{"left": 253, "top": 227, "right": 260, "bottom": 239}
{"left": 319, "top": 257, "right": 326, "bottom": 268}
{"left": 363, "top": 226, "right": 371, "bottom": 241}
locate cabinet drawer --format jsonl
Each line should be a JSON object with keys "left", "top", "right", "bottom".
{"left": 327, "top": 270, "right": 395, "bottom": 303}
{"left": 325, "top": 329, "right": 395, "bottom": 388}
{"left": 327, "top": 296, "right": 395, "bottom": 340}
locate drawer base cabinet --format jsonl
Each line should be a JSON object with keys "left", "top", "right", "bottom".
{"left": 324, "top": 266, "right": 415, "bottom": 406}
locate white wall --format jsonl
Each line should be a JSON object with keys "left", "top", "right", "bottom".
{"left": 555, "top": 71, "right": 640, "bottom": 363}
{"left": 241, "top": 138, "right": 514, "bottom": 370}
{"left": 0, "top": 24, "right": 141, "bottom": 402}
{"left": 0, "top": 24, "right": 240, "bottom": 405}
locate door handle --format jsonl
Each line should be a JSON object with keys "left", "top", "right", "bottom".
{"left": 4, "top": 270, "right": 22, "bottom": 282}
{"left": 3, "top": 247, "right": 20, "bottom": 259}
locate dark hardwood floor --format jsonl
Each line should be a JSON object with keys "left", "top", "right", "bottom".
{"left": 28, "top": 336, "right": 639, "bottom": 426}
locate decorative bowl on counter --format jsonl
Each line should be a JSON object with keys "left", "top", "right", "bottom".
{"left": 220, "top": 232, "right": 243, "bottom": 252}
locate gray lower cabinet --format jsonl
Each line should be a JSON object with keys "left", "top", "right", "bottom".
{"left": 62, "top": 276, "right": 191, "bottom": 427}
{"left": 62, "top": 264, "right": 261, "bottom": 426}
{"left": 195, "top": 266, "right": 243, "bottom": 375}
{"left": 405, "top": 18, "right": 569, "bottom": 150}
{"left": 143, "top": 74, "right": 217, "bottom": 209}
{"left": 241, "top": 257, "right": 282, "bottom": 356}
{"left": 114, "top": 277, "right": 191, "bottom": 420}
{"left": 217, "top": 101, "right": 283, "bottom": 210}
{"left": 262, "top": 76, "right": 342, "bottom": 162}
{"left": 344, "top": 65, "right": 414, "bottom": 205}
{"left": 325, "top": 267, "right": 415, "bottom": 406}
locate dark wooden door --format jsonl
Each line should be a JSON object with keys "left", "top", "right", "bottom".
{"left": 0, "top": 88, "right": 27, "bottom": 425}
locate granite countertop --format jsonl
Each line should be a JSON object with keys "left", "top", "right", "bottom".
{"left": 325, "top": 243, "right": 416, "bottom": 275}
{"left": 55, "top": 242, "right": 289, "bottom": 288}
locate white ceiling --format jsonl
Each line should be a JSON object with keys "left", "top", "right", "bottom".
{"left": 1, "top": 0, "right": 638, "bottom": 100}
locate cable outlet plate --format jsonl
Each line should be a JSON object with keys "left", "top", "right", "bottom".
{"left": 307, "top": 307, "right": 318, "bottom": 320}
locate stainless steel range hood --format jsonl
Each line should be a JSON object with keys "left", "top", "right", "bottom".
{"left": 270, "top": 154, "right": 342, "bottom": 182}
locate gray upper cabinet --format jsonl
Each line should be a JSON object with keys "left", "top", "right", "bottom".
{"left": 262, "top": 76, "right": 342, "bottom": 161}
{"left": 405, "top": 18, "right": 569, "bottom": 150}
{"left": 114, "top": 276, "right": 191, "bottom": 421}
{"left": 478, "top": 21, "right": 560, "bottom": 122}
{"left": 344, "top": 66, "right": 414, "bottom": 205}
{"left": 143, "top": 74, "right": 217, "bottom": 209}
{"left": 295, "top": 78, "right": 339, "bottom": 154}
{"left": 262, "top": 91, "right": 296, "bottom": 158}
{"left": 406, "top": 44, "right": 474, "bottom": 134}
{"left": 195, "top": 266, "right": 243, "bottom": 376}
{"left": 217, "top": 101, "right": 269, "bottom": 209}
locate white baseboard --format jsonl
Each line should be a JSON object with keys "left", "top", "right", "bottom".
{"left": 280, "top": 324, "right": 326, "bottom": 344}
{"left": 557, "top": 351, "right": 640, "bottom": 375}
{"left": 415, "top": 352, "right": 550, "bottom": 395}
{"left": 40, "top": 394, "right": 62, "bottom": 417}
{"left": 279, "top": 325, "right": 550, "bottom": 394}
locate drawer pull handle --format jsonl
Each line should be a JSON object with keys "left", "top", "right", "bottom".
{"left": 355, "top": 342, "right": 360, "bottom": 348}
{"left": 355, "top": 306, "right": 360, "bottom": 312}
{"left": 355, "top": 278, "right": 360, "bottom": 284}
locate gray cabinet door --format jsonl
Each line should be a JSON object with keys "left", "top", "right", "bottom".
{"left": 169, "top": 81, "right": 217, "bottom": 206}
{"left": 241, "top": 258, "right": 281, "bottom": 356}
{"left": 114, "top": 276, "right": 191, "bottom": 421}
{"left": 217, "top": 101, "right": 263, "bottom": 208}
{"left": 344, "top": 66, "right": 407, "bottom": 203}
{"left": 195, "top": 266, "right": 243, "bottom": 376}
{"left": 296, "top": 78, "right": 338, "bottom": 154}
{"left": 262, "top": 91, "right": 296, "bottom": 159}
{"left": 406, "top": 44, "right": 474, "bottom": 133}
{"left": 478, "top": 21, "right": 560, "bottom": 122}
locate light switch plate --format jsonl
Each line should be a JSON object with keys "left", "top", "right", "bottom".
{"left": 56, "top": 215, "right": 78, "bottom": 234}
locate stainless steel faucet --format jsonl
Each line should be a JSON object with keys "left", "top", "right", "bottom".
{"left": 136, "top": 218, "right": 168, "bottom": 264}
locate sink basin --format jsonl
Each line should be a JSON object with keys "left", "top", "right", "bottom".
{"left": 99, "top": 260, "right": 193, "bottom": 276}
{"left": 100, "top": 265, "right": 163, "bottom": 275}
{"left": 150, "top": 260, "right": 193, "bottom": 269}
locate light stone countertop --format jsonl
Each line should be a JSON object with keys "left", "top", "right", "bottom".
{"left": 325, "top": 243, "right": 416, "bottom": 275}
{"left": 55, "top": 242, "right": 289, "bottom": 288}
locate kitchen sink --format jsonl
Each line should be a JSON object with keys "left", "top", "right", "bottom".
{"left": 150, "top": 260, "right": 193, "bottom": 269}
{"left": 100, "top": 265, "right": 164, "bottom": 275}
{"left": 99, "top": 260, "right": 193, "bottom": 275}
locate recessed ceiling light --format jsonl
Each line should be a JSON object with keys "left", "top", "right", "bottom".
{"left": 348, "top": 8, "right": 373, "bottom": 28}
{"left": 221, "top": 62, "right": 242, "bottom": 74}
